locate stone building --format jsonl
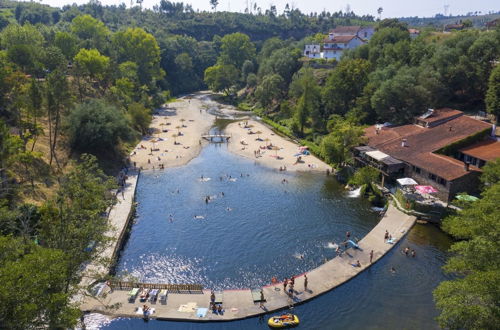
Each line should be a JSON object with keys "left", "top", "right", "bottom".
{"left": 354, "top": 108, "right": 499, "bottom": 202}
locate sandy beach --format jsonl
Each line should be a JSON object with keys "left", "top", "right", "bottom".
{"left": 225, "top": 119, "right": 332, "bottom": 173}
{"left": 130, "top": 93, "right": 214, "bottom": 170}
{"left": 131, "top": 92, "right": 332, "bottom": 173}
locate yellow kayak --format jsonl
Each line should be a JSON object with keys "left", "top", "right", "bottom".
{"left": 267, "top": 314, "right": 300, "bottom": 328}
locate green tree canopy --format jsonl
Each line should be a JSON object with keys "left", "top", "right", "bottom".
{"left": 254, "top": 74, "right": 284, "bottom": 108}
{"left": 204, "top": 64, "right": 239, "bottom": 94}
{"left": 485, "top": 65, "right": 500, "bottom": 122}
{"left": 218, "top": 32, "right": 256, "bottom": 71}
{"left": 54, "top": 31, "right": 78, "bottom": 60}
{"left": 67, "top": 99, "right": 131, "bottom": 153}
{"left": 71, "top": 14, "right": 109, "bottom": 51}
{"left": 320, "top": 116, "right": 365, "bottom": 166}
{"left": 112, "top": 27, "right": 163, "bottom": 85}
{"left": 348, "top": 166, "right": 380, "bottom": 186}
{"left": 434, "top": 182, "right": 500, "bottom": 329}
{"left": 371, "top": 66, "right": 430, "bottom": 124}
{"left": 0, "top": 237, "right": 79, "bottom": 329}
{"left": 73, "top": 48, "right": 109, "bottom": 79}
{"left": 323, "top": 58, "right": 371, "bottom": 116}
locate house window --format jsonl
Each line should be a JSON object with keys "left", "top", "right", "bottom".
{"left": 412, "top": 166, "right": 421, "bottom": 174}
{"left": 332, "top": 44, "right": 338, "bottom": 48}
{"left": 333, "top": 51, "right": 336, "bottom": 54}
{"left": 428, "top": 173, "right": 437, "bottom": 181}
{"left": 364, "top": 32, "right": 368, "bottom": 38}
{"left": 437, "top": 177, "right": 447, "bottom": 186}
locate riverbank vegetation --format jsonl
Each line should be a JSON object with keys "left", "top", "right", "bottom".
{"left": 433, "top": 160, "right": 500, "bottom": 329}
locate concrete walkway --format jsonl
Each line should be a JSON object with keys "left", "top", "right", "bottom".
{"left": 77, "top": 171, "right": 139, "bottom": 294}
{"left": 80, "top": 201, "right": 415, "bottom": 321}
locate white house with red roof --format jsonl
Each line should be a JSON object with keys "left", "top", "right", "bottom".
{"left": 322, "top": 33, "right": 365, "bottom": 61}
{"left": 303, "top": 26, "right": 372, "bottom": 60}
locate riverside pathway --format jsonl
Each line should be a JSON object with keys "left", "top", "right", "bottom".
{"left": 80, "top": 201, "right": 415, "bottom": 321}
{"left": 77, "top": 171, "right": 139, "bottom": 294}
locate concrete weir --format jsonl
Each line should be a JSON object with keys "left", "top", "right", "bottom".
{"left": 80, "top": 185, "right": 416, "bottom": 322}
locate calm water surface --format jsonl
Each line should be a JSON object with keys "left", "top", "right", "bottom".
{"left": 86, "top": 143, "right": 452, "bottom": 329}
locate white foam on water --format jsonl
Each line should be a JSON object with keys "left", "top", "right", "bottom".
{"left": 82, "top": 313, "right": 112, "bottom": 330}
{"left": 326, "top": 242, "right": 338, "bottom": 249}
{"left": 347, "top": 187, "right": 362, "bottom": 198}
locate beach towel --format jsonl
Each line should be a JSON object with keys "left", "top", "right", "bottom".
{"left": 196, "top": 308, "right": 208, "bottom": 317}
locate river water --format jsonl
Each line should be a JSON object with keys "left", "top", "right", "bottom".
{"left": 85, "top": 141, "right": 452, "bottom": 329}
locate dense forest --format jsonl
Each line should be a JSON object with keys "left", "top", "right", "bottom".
{"left": 0, "top": 0, "right": 499, "bottom": 328}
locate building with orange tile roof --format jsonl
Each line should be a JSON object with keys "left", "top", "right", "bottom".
{"left": 354, "top": 108, "right": 499, "bottom": 201}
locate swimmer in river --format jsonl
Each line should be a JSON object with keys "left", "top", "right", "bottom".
{"left": 226, "top": 207, "right": 232, "bottom": 211}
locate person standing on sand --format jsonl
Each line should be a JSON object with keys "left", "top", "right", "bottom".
{"left": 260, "top": 290, "right": 265, "bottom": 308}
{"left": 370, "top": 250, "right": 374, "bottom": 263}
{"left": 384, "top": 230, "right": 389, "bottom": 241}
{"left": 283, "top": 278, "right": 288, "bottom": 292}
{"left": 304, "top": 274, "right": 308, "bottom": 291}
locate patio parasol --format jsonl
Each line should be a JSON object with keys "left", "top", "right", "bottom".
{"left": 456, "top": 194, "right": 479, "bottom": 202}
{"left": 272, "top": 145, "right": 280, "bottom": 157}
{"left": 415, "top": 185, "right": 438, "bottom": 194}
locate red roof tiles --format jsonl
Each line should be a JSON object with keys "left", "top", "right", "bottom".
{"left": 364, "top": 114, "right": 492, "bottom": 181}
{"left": 459, "top": 139, "right": 500, "bottom": 162}
{"left": 323, "top": 35, "right": 357, "bottom": 44}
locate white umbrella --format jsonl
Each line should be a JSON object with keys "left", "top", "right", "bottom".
{"left": 397, "top": 178, "right": 418, "bottom": 186}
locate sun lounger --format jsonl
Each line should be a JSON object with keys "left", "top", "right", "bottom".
{"left": 149, "top": 289, "right": 159, "bottom": 303}
{"left": 128, "top": 288, "right": 139, "bottom": 302}
{"left": 214, "top": 291, "right": 223, "bottom": 304}
{"left": 159, "top": 289, "right": 168, "bottom": 305}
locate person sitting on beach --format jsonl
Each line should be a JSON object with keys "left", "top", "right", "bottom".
{"left": 352, "top": 260, "right": 361, "bottom": 267}
{"left": 217, "top": 304, "right": 224, "bottom": 315}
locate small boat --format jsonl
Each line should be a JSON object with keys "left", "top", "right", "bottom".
{"left": 267, "top": 314, "right": 299, "bottom": 328}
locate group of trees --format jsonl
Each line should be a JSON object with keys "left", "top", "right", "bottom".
{"left": 433, "top": 159, "right": 500, "bottom": 329}
{"left": 211, "top": 20, "right": 500, "bottom": 168}
{"left": 0, "top": 8, "right": 166, "bottom": 328}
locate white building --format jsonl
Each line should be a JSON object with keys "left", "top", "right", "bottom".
{"left": 302, "top": 25, "right": 373, "bottom": 61}
{"left": 322, "top": 35, "right": 365, "bottom": 61}
{"left": 303, "top": 44, "right": 321, "bottom": 59}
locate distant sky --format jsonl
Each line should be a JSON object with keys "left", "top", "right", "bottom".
{"left": 22, "top": 0, "right": 500, "bottom": 18}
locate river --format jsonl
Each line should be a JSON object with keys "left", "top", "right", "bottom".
{"left": 84, "top": 128, "right": 452, "bottom": 329}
